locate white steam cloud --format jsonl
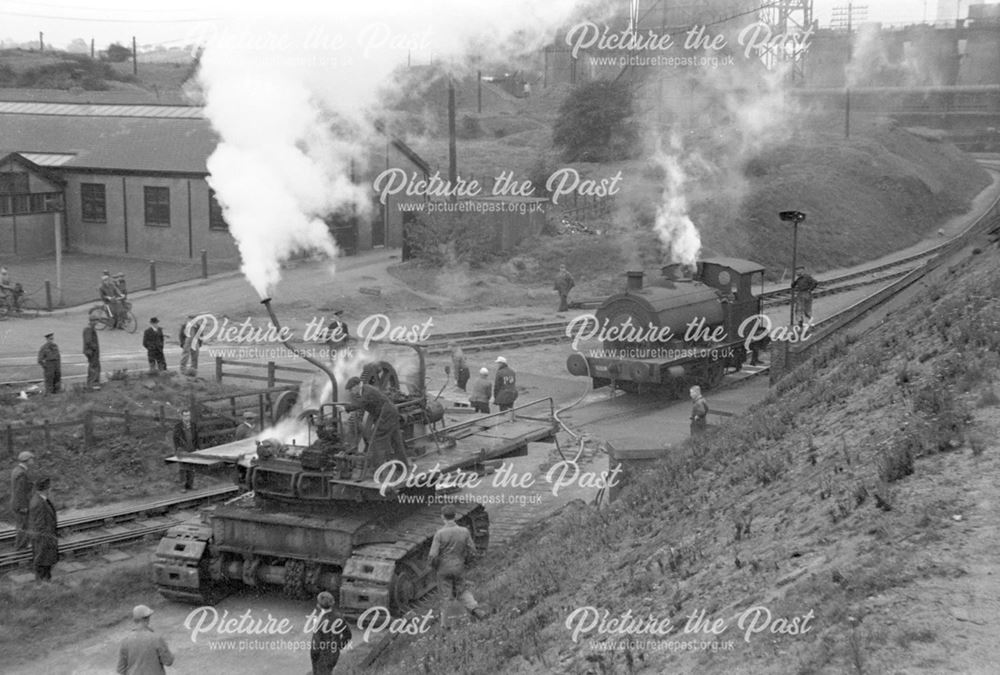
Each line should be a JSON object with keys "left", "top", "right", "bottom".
{"left": 196, "top": 1, "right": 581, "bottom": 298}
{"left": 652, "top": 136, "right": 701, "bottom": 266}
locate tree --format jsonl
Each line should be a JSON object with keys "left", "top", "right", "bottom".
{"left": 66, "top": 38, "right": 88, "bottom": 54}
{"left": 552, "top": 79, "right": 638, "bottom": 163}
{"left": 105, "top": 42, "right": 131, "bottom": 63}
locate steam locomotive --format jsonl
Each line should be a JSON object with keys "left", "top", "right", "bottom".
{"left": 565, "top": 257, "right": 766, "bottom": 395}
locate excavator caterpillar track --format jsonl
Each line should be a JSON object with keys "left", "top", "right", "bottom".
{"left": 340, "top": 503, "right": 489, "bottom": 617}
{"left": 152, "top": 520, "right": 229, "bottom": 605}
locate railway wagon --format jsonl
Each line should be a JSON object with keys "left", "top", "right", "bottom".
{"left": 566, "top": 257, "right": 765, "bottom": 395}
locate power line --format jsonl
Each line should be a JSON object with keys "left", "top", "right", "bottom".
{"left": 0, "top": 9, "right": 219, "bottom": 23}
{"left": 5, "top": 0, "right": 209, "bottom": 14}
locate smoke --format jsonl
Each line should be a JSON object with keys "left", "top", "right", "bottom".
{"left": 196, "top": 1, "right": 583, "bottom": 298}
{"left": 629, "top": 50, "right": 796, "bottom": 266}
{"left": 651, "top": 135, "right": 701, "bottom": 266}
{"left": 254, "top": 344, "right": 420, "bottom": 448}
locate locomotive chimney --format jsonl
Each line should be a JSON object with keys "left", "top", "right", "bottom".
{"left": 626, "top": 271, "right": 644, "bottom": 291}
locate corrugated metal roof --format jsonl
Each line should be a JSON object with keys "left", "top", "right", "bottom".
{"left": 19, "top": 152, "right": 76, "bottom": 166}
{"left": 0, "top": 113, "right": 216, "bottom": 174}
{"left": 0, "top": 102, "right": 204, "bottom": 119}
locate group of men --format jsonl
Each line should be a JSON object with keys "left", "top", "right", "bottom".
{"left": 32, "top": 314, "right": 201, "bottom": 393}
{"left": 458, "top": 354, "right": 519, "bottom": 414}
{"left": 9, "top": 451, "right": 58, "bottom": 582}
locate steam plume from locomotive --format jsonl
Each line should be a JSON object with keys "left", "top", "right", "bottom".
{"left": 652, "top": 136, "right": 701, "bottom": 266}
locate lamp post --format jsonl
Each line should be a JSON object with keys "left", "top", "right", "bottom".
{"left": 779, "top": 210, "right": 807, "bottom": 326}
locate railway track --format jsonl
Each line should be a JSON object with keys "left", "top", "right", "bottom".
{"left": 419, "top": 249, "right": 942, "bottom": 355}
{"left": 0, "top": 484, "right": 239, "bottom": 572}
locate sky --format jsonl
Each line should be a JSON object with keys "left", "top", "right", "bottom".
{"left": 0, "top": 1, "right": 964, "bottom": 52}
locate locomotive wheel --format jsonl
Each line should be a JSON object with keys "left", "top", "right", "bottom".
{"left": 362, "top": 361, "right": 400, "bottom": 392}
{"left": 389, "top": 560, "right": 423, "bottom": 615}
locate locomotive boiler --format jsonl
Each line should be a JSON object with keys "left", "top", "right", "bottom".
{"left": 566, "top": 257, "right": 765, "bottom": 395}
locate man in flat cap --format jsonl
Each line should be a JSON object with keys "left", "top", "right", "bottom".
{"left": 143, "top": 317, "right": 167, "bottom": 374}
{"left": 10, "top": 450, "right": 35, "bottom": 549}
{"left": 325, "top": 309, "right": 349, "bottom": 361}
{"left": 28, "top": 476, "right": 57, "bottom": 581}
{"left": 83, "top": 316, "right": 101, "bottom": 390}
{"left": 99, "top": 271, "right": 124, "bottom": 328}
{"left": 117, "top": 604, "right": 175, "bottom": 675}
{"left": 37, "top": 333, "right": 61, "bottom": 394}
{"left": 233, "top": 411, "right": 258, "bottom": 441}
{"left": 310, "top": 591, "right": 352, "bottom": 674}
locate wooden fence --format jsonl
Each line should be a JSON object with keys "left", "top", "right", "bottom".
{"left": 2, "top": 385, "right": 301, "bottom": 457}
{"left": 3, "top": 408, "right": 175, "bottom": 458}
{"left": 561, "top": 194, "right": 616, "bottom": 223}
{"left": 214, "top": 357, "right": 314, "bottom": 386}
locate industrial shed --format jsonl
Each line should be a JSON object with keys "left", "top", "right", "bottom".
{"left": 0, "top": 102, "right": 429, "bottom": 260}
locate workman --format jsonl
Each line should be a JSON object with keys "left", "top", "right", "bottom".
{"left": 344, "top": 377, "right": 414, "bottom": 473}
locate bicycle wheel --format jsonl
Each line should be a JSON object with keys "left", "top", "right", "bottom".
{"left": 88, "top": 306, "right": 109, "bottom": 330}
{"left": 122, "top": 311, "right": 138, "bottom": 334}
{"left": 17, "top": 297, "right": 41, "bottom": 318}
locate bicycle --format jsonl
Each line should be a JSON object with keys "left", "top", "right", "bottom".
{"left": 88, "top": 299, "right": 137, "bottom": 333}
{"left": 0, "top": 292, "right": 41, "bottom": 320}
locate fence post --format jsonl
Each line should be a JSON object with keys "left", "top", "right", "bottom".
{"left": 44, "top": 280, "right": 52, "bottom": 311}
{"left": 201, "top": 250, "right": 208, "bottom": 279}
{"left": 83, "top": 410, "right": 94, "bottom": 450}
{"left": 149, "top": 260, "right": 157, "bottom": 291}
{"left": 267, "top": 362, "right": 276, "bottom": 388}
{"left": 215, "top": 356, "right": 223, "bottom": 383}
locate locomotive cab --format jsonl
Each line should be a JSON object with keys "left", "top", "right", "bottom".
{"left": 696, "top": 258, "right": 764, "bottom": 340}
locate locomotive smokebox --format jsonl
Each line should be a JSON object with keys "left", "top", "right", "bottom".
{"left": 626, "top": 271, "right": 644, "bottom": 291}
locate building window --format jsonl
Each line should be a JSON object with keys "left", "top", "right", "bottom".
{"left": 144, "top": 186, "right": 170, "bottom": 226}
{"left": 208, "top": 189, "right": 228, "bottom": 231}
{"left": 0, "top": 172, "right": 29, "bottom": 194}
{"left": 81, "top": 183, "right": 106, "bottom": 222}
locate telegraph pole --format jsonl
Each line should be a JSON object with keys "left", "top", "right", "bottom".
{"left": 448, "top": 78, "right": 457, "bottom": 202}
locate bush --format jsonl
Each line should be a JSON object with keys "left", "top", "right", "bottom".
{"left": 877, "top": 441, "right": 914, "bottom": 483}
{"left": 105, "top": 42, "right": 131, "bottom": 62}
{"left": 552, "top": 79, "right": 638, "bottom": 162}
{"left": 405, "top": 210, "right": 501, "bottom": 267}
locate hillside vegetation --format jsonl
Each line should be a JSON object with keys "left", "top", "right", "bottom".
{"left": 374, "top": 237, "right": 1000, "bottom": 673}
{"left": 0, "top": 48, "right": 195, "bottom": 103}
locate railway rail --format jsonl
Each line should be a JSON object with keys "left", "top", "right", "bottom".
{"left": 0, "top": 484, "right": 239, "bottom": 572}
{"left": 418, "top": 248, "right": 942, "bottom": 355}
